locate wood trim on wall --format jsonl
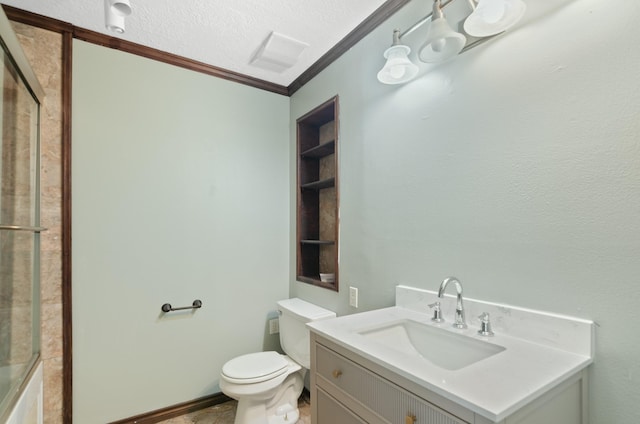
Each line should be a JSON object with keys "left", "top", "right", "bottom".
{"left": 72, "top": 27, "right": 289, "bottom": 96}
{"left": 287, "top": 0, "right": 411, "bottom": 95}
{"left": 4, "top": 0, "right": 410, "bottom": 98}
{"left": 108, "top": 393, "right": 232, "bottom": 424}
{"left": 61, "top": 28, "right": 73, "bottom": 424}
{"left": 2, "top": 5, "right": 73, "bottom": 33}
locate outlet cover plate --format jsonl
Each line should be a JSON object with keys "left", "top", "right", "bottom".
{"left": 349, "top": 286, "right": 358, "bottom": 308}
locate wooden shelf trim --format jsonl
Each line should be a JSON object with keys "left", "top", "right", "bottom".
{"left": 300, "top": 140, "right": 335, "bottom": 158}
{"left": 297, "top": 275, "right": 337, "bottom": 289}
{"left": 301, "top": 177, "right": 335, "bottom": 190}
{"left": 300, "top": 240, "right": 335, "bottom": 245}
{"left": 296, "top": 96, "right": 339, "bottom": 292}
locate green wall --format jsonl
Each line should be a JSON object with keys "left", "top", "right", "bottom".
{"left": 72, "top": 40, "right": 290, "bottom": 423}
{"left": 290, "top": 1, "right": 640, "bottom": 423}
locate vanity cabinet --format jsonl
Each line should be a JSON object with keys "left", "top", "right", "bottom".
{"left": 312, "top": 335, "right": 468, "bottom": 424}
{"left": 296, "top": 96, "right": 339, "bottom": 290}
{"left": 311, "top": 333, "right": 587, "bottom": 424}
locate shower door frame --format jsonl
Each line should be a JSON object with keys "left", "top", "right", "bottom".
{"left": 0, "top": 7, "right": 45, "bottom": 423}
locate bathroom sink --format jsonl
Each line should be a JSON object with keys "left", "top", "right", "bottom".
{"left": 357, "top": 319, "right": 505, "bottom": 370}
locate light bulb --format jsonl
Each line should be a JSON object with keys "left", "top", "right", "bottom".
{"left": 431, "top": 38, "right": 446, "bottom": 53}
{"left": 389, "top": 65, "right": 406, "bottom": 79}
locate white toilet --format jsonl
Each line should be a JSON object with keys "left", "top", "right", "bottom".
{"left": 220, "top": 298, "right": 335, "bottom": 424}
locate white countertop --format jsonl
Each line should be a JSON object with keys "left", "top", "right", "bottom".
{"left": 307, "top": 285, "right": 594, "bottom": 422}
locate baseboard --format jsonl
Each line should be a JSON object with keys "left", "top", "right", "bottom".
{"left": 109, "top": 392, "right": 232, "bottom": 424}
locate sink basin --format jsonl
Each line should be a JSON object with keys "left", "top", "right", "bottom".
{"left": 357, "top": 319, "right": 505, "bottom": 370}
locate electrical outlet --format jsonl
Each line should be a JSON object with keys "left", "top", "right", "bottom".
{"left": 269, "top": 318, "right": 279, "bottom": 334}
{"left": 349, "top": 286, "right": 359, "bottom": 308}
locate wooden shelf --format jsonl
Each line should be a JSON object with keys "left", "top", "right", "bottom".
{"left": 301, "top": 177, "right": 335, "bottom": 190}
{"left": 300, "top": 240, "right": 335, "bottom": 245}
{"left": 300, "top": 140, "right": 335, "bottom": 159}
{"left": 296, "top": 96, "right": 339, "bottom": 292}
{"left": 297, "top": 275, "right": 337, "bottom": 289}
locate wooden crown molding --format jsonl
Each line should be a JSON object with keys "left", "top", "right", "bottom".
{"left": 4, "top": 0, "right": 410, "bottom": 97}
{"left": 72, "top": 27, "right": 289, "bottom": 96}
{"left": 287, "top": 0, "right": 411, "bottom": 95}
{"left": 2, "top": 5, "right": 73, "bottom": 33}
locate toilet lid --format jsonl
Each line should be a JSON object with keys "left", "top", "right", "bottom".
{"left": 222, "top": 352, "right": 289, "bottom": 384}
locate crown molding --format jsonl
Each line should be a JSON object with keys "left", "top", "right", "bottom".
{"left": 3, "top": 0, "right": 410, "bottom": 96}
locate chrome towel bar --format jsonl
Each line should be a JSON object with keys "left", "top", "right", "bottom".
{"left": 161, "top": 299, "right": 202, "bottom": 313}
{"left": 0, "top": 224, "right": 47, "bottom": 232}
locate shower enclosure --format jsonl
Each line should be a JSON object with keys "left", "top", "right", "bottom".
{"left": 0, "top": 9, "right": 45, "bottom": 423}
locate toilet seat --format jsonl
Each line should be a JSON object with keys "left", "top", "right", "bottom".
{"left": 222, "top": 351, "right": 289, "bottom": 384}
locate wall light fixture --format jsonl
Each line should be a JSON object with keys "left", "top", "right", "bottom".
{"left": 105, "top": 0, "right": 132, "bottom": 34}
{"left": 377, "top": 0, "right": 526, "bottom": 84}
{"left": 377, "top": 29, "right": 420, "bottom": 85}
{"left": 464, "top": 0, "right": 527, "bottom": 37}
{"left": 419, "top": 0, "right": 467, "bottom": 63}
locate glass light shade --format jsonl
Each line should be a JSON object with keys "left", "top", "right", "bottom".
{"left": 464, "top": 0, "right": 526, "bottom": 37}
{"left": 377, "top": 44, "right": 419, "bottom": 85}
{"left": 418, "top": 17, "right": 467, "bottom": 63}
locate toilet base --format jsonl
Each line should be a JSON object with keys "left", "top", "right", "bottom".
{"left": 235, "top": 400, "right": 299, "bottom": 424}
{"left": 268, "top": 406, "right": 299, "bottom": 424}
{"left": 228, "top": 368, "right": 305, "bottom": 424}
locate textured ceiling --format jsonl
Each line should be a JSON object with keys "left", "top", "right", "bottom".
{"left": 0, "top": 0, "right": 390, "bottom": 87}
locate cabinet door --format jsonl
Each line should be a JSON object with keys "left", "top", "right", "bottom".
{"left": 316, "top": 343, "right": 468, "bottom": 424}
{"left": 317, "top": 387, "right": 367, "bottom": 424}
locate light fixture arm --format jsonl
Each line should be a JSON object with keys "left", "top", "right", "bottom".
{"left": 399, "top": 0, "right": 456, "bottom": 40}
{"left": 391, "top": 28, "right": 402, "bottom": 46}
{"left": 432, "top": 0, "right": 444, "bottom": 21}
{"left": 398, "top": 0, "right": 510, "bottom": 55}
{"left": 377, "top": 0, "right": 527, "bottom": 85}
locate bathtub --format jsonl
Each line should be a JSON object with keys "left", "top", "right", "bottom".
{"left": 3, "top": 361, "right": 43, "bottom": 424}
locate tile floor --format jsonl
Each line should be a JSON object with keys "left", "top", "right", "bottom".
{"left": 158, "top": 393, "right": 311, "bottom": 424}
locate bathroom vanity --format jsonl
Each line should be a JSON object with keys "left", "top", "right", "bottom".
{"left": 307, "top": 285, "right": 594, "bottom": 424}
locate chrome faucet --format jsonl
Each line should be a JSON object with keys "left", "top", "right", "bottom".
{"left": 437, "top": 277, "right": 467, "bottom": 329}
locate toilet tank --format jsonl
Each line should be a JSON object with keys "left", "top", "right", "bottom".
{"left": 277, "top": 298, "right": 335, "bottom": 369}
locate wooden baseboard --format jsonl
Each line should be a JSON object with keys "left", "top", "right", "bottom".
{"left": 108, "top": 392, "right": 232, "bottom": 424}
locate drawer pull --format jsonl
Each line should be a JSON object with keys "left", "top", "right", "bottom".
{"left": 405, "top": 414, "right": 416, "bottom": 424}
{"left": 332, "top": 369, "right": 343, "bottom": 379}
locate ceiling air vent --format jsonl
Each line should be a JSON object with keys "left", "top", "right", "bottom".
{"left": 250, "top": 31, "right": 308, "bottom": 73}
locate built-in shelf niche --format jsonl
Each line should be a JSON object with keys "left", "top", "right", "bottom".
{"left": 296, "top": 96, "right": 339, "bottom": 291}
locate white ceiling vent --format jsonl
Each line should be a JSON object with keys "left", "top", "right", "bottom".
{"left": 250, "top": 31, "right": 309, "bottom": 73}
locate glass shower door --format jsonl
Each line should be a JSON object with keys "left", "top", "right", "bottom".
{"left": 0, "top": 30, "right": 43, "bottom": 417}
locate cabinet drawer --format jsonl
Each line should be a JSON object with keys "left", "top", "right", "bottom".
{"left": 317, "top": 387, "right": 367, "bottom": 424}
{"left": 316, "top": 343, "right": 468, "bottom": 424}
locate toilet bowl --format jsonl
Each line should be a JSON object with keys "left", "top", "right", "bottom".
{"left": 220, "top": 298, "right": 335, "bottom": 424}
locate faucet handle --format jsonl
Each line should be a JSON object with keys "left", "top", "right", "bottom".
{"left": 428, "top": 301, "right": 444, "bottom": 323}
{"left": 477, "top": 312, "right": 494, "bottom": 336}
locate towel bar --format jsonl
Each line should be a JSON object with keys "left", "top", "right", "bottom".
{"left": 0, "top": 225, "right": 47, "bottom": 232}
{"left": 161, "top": 299, "right": 202, "bottom": 313}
